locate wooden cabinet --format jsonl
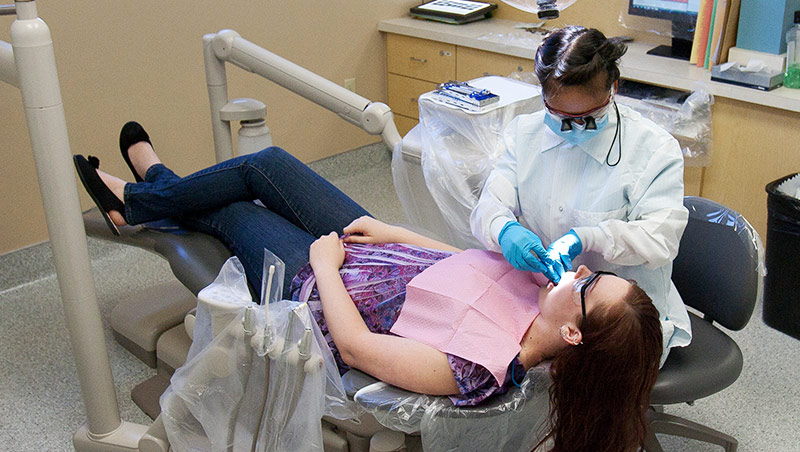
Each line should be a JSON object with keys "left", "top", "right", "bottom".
{"left": 386, "top": 73, "right": 438, "bottom": 119}
{"left": 386, "top": 34, "right": 455, "bottom": 83}
{"left": 386, "top": 34, "right": 456, "bottom": 136}
{"left": 456, "top": 46, "right": 534, "bottom": 81}
{"left": 385, "top": 34, "right": 534, "bottom": 135}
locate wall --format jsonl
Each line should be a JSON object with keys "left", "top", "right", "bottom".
{"left": 0, "top": 0, "right": 418, "bottom": 254}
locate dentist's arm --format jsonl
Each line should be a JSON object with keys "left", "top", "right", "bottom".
{"left": 573, "top": 135, "right": 688, "bottom": 269}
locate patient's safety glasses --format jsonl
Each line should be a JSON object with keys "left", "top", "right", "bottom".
{"left": 572, "top": 271, "right": 617, "bottom": 319}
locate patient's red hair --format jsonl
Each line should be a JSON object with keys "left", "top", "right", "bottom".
{"left": 537, "top": 283, "right": 662, "bottom": 452}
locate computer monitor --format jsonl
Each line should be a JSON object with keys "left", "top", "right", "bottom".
{"left": 628, "top": 0, "right": 701, "bottom": 60}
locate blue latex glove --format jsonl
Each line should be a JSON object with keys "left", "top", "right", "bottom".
{"left": 498, "top": 221, "right": 551, "bottom": 273}
{"left": 545, "top": 229, "right": 583, "bottom": 284}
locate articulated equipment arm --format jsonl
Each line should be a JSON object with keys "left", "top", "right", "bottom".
{"left": 204, "top": 30, "right": 401, "bottom": 162}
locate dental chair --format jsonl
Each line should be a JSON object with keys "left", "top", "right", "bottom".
{"left": 77, "top": 28, "right": 560, "bottom": 451}
{"left": 84, "top": 206, "right": 555, "bottom": 452}
{"left": 645, "top": 196, "right": 763, "bottom": 452}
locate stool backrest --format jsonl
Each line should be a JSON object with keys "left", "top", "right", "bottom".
{"left": 671, "top": 197, "right": 762, "bottom": 331}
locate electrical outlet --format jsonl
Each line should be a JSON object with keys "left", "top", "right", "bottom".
{"left": 344, "top": 78, "right": 356, "bottom": 92}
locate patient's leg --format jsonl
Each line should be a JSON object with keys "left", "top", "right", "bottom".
{"left": 180, "top": 201, "right": 314, "bottom": 299}
{"left": 124, "top": 147, "right": 369, "bottom": 237}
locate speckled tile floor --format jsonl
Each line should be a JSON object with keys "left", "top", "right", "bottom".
{"left": 1, "top": 142, "right": 798, "bottom": 451}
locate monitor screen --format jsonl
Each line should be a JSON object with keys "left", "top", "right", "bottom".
{"left": 628, "top": 0, "right": 700, "bottom": 59}
{"left": 629, "top": 0, "right": 701, "bottom": 18}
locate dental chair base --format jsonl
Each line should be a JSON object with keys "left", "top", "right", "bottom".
{"left": 129, "top": 322, "right": 193, "bottom": 420}
{"left": 110, "top": 280, "right": 196, "bottom": 368}
{"left": 127, "top": 319, "right": 193, "bottom": 420}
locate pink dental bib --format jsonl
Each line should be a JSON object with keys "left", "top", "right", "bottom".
{"left": 390, "top": 249, "right": 544, "bottom": 384}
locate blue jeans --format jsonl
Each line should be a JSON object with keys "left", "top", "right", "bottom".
{"left": 123, "top": 146, "right": 370, "bottom": 298}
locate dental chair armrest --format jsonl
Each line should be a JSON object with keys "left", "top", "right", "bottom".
{"left": 341, "top": 369, "right": 381, "bottom": 398}
{"left": 341, "top": 369, "right": 440, "bottom": 433}
{"left": 344, "top": 363, "right": 552, "bottom": 435}
{"left": 353, "top": 379, "right": 440, "bottom": 434}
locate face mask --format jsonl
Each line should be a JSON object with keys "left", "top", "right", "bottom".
{"left": 542, "top": 88, "right": 615, "bottom": 145}
{"left": 543, "top": 106, "right": 611, "bottom": 145}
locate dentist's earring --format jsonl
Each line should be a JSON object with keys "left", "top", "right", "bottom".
{"left": 559, "top": 325, "right": 568, "bottom": 339}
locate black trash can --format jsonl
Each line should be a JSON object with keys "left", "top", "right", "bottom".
{"left": 763, "top": 173, "right": 800, "bottom": 340}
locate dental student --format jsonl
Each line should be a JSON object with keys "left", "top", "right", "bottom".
{"left": 471, "top": 26, "right": 691, "bottom": 361}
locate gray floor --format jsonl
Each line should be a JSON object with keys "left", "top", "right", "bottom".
{"left": 1, "top": 142, "right": 798, "bottom": 451}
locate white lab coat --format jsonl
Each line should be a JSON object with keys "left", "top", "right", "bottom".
{"left": 470, "top": 105, "right": 691, "bottom": 364}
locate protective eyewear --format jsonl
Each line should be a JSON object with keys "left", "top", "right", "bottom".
{"left": 543, "top": 93, "right": 613, "bottom": 131}
{"left": 572, "top": 271, "right": 617, "bottom": 319}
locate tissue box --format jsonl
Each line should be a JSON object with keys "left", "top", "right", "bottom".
{"left": 727, "top": 47, "right": 786, "bottom": 74}
{"left": 711, "top": 64, "right": 784, "bottom": 91}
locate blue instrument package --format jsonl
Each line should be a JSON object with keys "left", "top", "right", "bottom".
{"left": 431, "top": 81, "right": 500, "bottom": 112}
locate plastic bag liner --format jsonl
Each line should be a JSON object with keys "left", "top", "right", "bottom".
{"left": 419, "top": 76, "right": 542, "bottom": 249}
{"left": 161, "top": 258, "right": 358, "bottom": 452}
{"left": 616, "top": 82, "right": 714, "bottom": 166}
{"left": 684, "top": 195, "right": 766, "bottom": 293}
{"left": 763, "top": 173, "right": 800, "bottom": 339}
{"left": 772, "top": 173, "right": 800, "bottom": 201}
{"left": 352, "top": 363, "right": 553, "bottom": 452}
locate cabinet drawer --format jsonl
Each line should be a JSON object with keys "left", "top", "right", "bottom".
{"left": 457, "top": 46, "right": 535, "bottom": 81}
{"left": 387, "top": 73, "right": 438, "bottom": 119}
{"left": 387, "top": 34, "right": 455, "bottom": 83}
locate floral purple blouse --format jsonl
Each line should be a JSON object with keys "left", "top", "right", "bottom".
{"left": 289, "top": 242, "right": 526, "bottom": 406}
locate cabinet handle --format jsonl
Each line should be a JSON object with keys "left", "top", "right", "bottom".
{"left": 517, "top": 65, "right": 524, "bottom": 72}
{"left": 409, "top": 56, "right": 427, "bottom": 63}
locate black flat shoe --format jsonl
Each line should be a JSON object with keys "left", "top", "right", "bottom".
{"left": 73, "top": 154, "right": 125, "bottom": 236}
{"left": 119, "top": 121, "right": 151, "bottom": 182}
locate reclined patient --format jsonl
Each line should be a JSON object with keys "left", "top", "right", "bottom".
{"left": 74, "top": 122, "right": 662, "bottom": 452}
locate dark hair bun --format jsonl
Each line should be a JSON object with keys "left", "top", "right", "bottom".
{"left": 535, "top": 26, "right": 627, "bottom": 94}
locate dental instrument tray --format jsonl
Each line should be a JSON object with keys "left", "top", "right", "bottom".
{"left": 431, "top": 81, "right": 500, "bottom": 112}
{"left": 410, "top": 1, "right": 498, "bottom": 25}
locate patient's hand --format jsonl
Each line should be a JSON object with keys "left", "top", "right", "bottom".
{"left": 342, "top": 216, "right": 399, "bottom": 244}
{"left": 309, "top": 232, "right": 345, "bottom": 272}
